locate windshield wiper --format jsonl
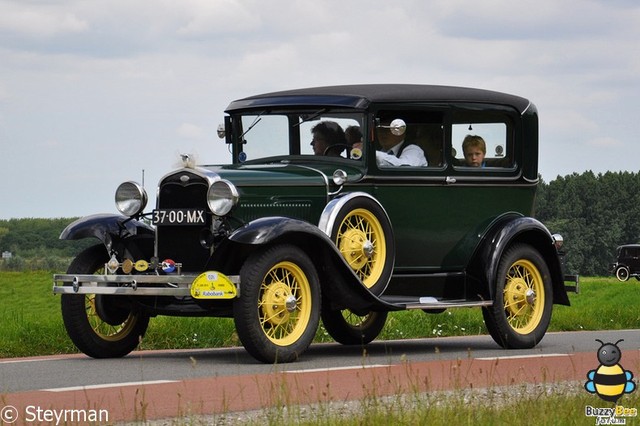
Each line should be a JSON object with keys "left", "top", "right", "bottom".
{"left": 240, "top": 111, "right": 265, "bottom": 140}
{"left": 293, "top": 108, "right": 328, "bottom": 127}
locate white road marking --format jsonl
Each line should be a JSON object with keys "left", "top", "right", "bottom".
{"left": 0, "top": 357, "right": 67, "bottom": 364}
{"left": 475, "top": 353, "right": 572, "bottom": 361}
{"left": 42, "top": 380, "right": 178, "bottom": 392}
{"left": 285, "top": 364, "right": 391, "bottom": 374}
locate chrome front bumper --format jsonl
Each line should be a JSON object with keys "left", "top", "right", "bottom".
{"left": 53, "top": 273, "right": 240, "bottom": 297}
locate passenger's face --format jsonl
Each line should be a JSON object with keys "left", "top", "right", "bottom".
{"left": 464, "top": 147, "right": 485, "bottom": 167}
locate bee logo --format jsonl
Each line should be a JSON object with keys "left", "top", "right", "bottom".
{"left": 585, "top": 339, "right": 636, "bottom": 403}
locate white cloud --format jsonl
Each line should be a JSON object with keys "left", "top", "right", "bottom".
{"left": 588, "top": 137, "right": 622, "bottom": 147}
{"left": 177, "top": 123, "right": 205, "bottom": 140}
{"left": 0, "top": 1, "right": 88, "bottom": 38}
{"left": 175, "top": 0, "right": 261, "bottom": 37}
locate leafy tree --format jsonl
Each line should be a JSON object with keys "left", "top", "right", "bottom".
{"left": 536, "top": 171, "right": 640, "bottom": 276}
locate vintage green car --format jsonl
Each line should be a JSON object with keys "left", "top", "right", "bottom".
{"left": 53, "top": 84, "right": 577, "bottom": 363}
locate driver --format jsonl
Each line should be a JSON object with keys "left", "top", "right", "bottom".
{"left": 352, "top": 117, "right": 427, "bottom": 167}
{"left": 310, "top": 121, "right": 347, "bottom": 156}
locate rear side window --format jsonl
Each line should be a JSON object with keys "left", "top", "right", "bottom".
{"left": 452, "top": 122, "right": 511, "bottom": 169}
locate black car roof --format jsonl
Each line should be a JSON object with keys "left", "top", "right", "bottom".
{"left": 226, "top": 84, "right": 532, "bottom": 113}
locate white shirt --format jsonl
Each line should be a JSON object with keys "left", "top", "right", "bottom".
{"left": 376, "top": 141, "right": 427, "bottom": 167}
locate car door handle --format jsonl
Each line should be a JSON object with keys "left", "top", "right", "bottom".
{"left": 445, "top": 176, "right": 456, "bottom": 184}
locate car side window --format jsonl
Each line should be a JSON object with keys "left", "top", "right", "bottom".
{"left": 452, "top": 122, "right": 512, "bottom": 169}
{"left": 374, "top": 110, "right": 444, "bottom": 168}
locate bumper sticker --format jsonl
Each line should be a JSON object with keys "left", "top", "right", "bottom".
{"left": 191, "top": 271, "right": 237, "bottom": 299}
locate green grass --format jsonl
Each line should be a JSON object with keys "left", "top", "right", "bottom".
{"left": 262, "top": 384, "right": 640, "bottom": 426}
{"left": 151, "top": 382, "right": 640, "bottom": 425}
{"left": 1, "top": 272, "right": 638, "bottom": 358}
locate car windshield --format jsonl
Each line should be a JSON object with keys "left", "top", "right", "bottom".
{"left": 233, "top": 109, "right": 364, "bottom": 163}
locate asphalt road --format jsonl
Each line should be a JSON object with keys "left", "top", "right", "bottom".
{"left": 1, "top": 329, "right": 639, "bottom": 423}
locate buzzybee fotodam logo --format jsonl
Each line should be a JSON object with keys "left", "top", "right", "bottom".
{"left": 584, "top": 339, "right": 637, "bottom": 424}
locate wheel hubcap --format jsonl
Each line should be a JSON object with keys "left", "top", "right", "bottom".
{"left": 525, "top": 288, "right": 536, "bottom": 305}
{"left": 504, "top": 278, "right": 529, "bottom": 315}
{"left": 339, "top": 228, "right": 373, "bottom": 270}
{"left": 261, "top": 282, "right": 292, "bottom": 326}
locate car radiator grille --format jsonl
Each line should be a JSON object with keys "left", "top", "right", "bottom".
{"left": 156, "top": 176, "right": 211, "bottom": 272}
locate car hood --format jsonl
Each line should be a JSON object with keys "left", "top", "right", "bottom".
{"left": 209, "top": 161, "right": 364, "bottom": 187}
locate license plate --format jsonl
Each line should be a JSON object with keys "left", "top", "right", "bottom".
{"left": 152, "top": 209, "right": 206, "bottom": 225}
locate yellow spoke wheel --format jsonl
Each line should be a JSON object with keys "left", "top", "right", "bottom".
{"left": 336, "top": 208, "right": 386, "bottom": 288}
{"left": 258, "top": 261, "right": 313, "bottom": 346}
{"left": 503, "top": 259, "right": 545, "bottom": 335}
{"left": 61, "top": 244, "right": 149, "bottom": 358}
{"left": 235, "top": 244, "right": 320, "bottom": 363}
{"left": 85, "top": 294, "right": 140, "bottom": 342}
{"left": 482, "top": 243, "right": 552, "bottom": 349}
{"left": 330, "top": 196, "right": 394, "bottom": 296}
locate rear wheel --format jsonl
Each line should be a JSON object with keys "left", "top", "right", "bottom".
{"left": 616, "top": 266, "right": 630, "bottom": 282}
{"left": 321, "top": 309, "right": 387, "bottom": 345}
{"left": 234, "top": 244, "right": 320, "bottom": 363}
{"left": 61, "top": 245, "right": 150, "bottom": 358}
{"left": 482, "top": 243, "right": 552, "bottom": 349}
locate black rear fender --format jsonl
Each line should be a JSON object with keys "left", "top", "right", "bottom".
{"left": 468, "top": 215, "right": 569, "bottom": 306}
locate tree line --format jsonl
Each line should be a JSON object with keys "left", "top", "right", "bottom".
{"left": 0, "top": 218, "right": 93, "bottom": 271}
{"left": 1, "top": 170, "right": 636, "bottom": 275}
{"left": 535, "top": 170, "right": 639, "bottom": 276}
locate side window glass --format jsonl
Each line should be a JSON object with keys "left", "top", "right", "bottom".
{"left": 452, "top": 123, "right": 510, "bottom": 168}
{"left": 374, "top": 111, "right": 444, "bottom": 168}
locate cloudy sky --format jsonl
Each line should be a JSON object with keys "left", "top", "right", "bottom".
{"left": 0, "top": 0, "right": 638, "bottom": 219}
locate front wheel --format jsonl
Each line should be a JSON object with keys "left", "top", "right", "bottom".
{"left": 321, "top": 309, "right": 388, "bottom": 345}
{"left": 482, "top": 243, "right": 553, "bottom": 349}
{"left": 234, "top": 244, "right": 321, "bottom": 363}
{"left": 61, "top": 244, "right": 150, "bottom": 358}
{"left": 616, "top": 266, "right": 630, "bottom": 282}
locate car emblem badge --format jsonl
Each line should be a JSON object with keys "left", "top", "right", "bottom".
{"left": 161, "top": 259, "right": 176, "bottom": 273}
{"left": 122, "top": 259, "right": 134, "bottom": 274}
{"left": 134, "top": 260, "right": 149, "bottom": 272}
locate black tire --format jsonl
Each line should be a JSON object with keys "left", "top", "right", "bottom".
{"left": 482, "top": 243, "right": 553, "bottom": 349}
{"left": 61, "top": 244, "right": 150, "bottom": 358}
{"left": 233, "top": 244, "right": 321, "bottom": 363}
{"left": 330, "top": 197, "right": 394, "bottom": 295}
{"left": 616, "top": 266, "right": 630, "bottom": 282}
{"left": 321, "top": 309, "right": 387, "bottom": 345}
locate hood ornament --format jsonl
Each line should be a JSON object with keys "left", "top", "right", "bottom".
{"left": 178, "top": 153, "right": 197, "bottom": 169}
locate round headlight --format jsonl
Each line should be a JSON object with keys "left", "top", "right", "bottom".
{"left": 115, "top": 181, "right": 148, "bottom": 216}
{"left": 207, "top": 179, "right": 239, "bottom": 216}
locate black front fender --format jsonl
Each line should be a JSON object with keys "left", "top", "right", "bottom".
{"left": 60, "top": 213, "right": 154, "bottom": 254}
{"left": 227, "top": 216, "right": 329, "bottom": 245}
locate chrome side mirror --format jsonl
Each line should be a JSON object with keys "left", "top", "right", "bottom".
{"left": 217, "top": 123, "right": 226, "bottom": 139}
{"left": 378, "top": 118, "right": 406, "bottom": 136}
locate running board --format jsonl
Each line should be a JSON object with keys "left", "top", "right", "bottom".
{"left": 381, "top": 295, "right": 493, "bottom": 311}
